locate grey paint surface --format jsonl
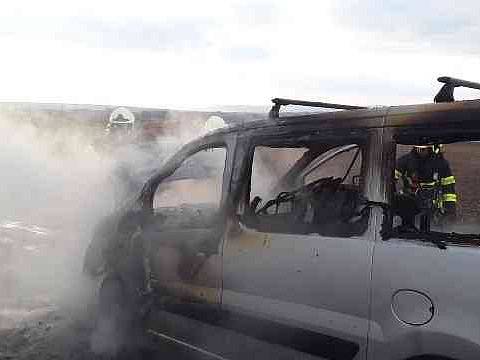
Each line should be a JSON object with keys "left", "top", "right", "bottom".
{"left": 369, "top": 239, "right": 480, "bottom": 359}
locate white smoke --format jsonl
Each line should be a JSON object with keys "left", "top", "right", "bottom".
{"left": 0, "top": 112, "right": 119, "bottom": 322}
{"left": 0, "top": 107, "right": 219, "bottom": 358}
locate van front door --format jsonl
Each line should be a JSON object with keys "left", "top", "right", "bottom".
{"left": 143, "top": 143, "right": 231, "bottom": 352}
{"left": 221, "top": 136, "right": 379, "bottom": 360}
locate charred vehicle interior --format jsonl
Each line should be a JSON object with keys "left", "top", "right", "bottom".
{"left": 239, "top": 141, "right": 368, "bottom": 237}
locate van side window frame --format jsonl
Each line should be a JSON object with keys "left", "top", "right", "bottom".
{"left": 143, "top": 134, "right": 236, "bottom": 213}
{"left": 236, "top": 132, "right": 371, "bottom": 238}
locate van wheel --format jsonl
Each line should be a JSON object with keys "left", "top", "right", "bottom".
{"left": 90, "top": 276, "right": 133, "bottom": 357}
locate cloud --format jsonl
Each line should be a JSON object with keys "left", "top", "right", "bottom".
{"left": 72, "top": 17, "right": 214, "bottom": 52}
{"left": 334, "top": 0, "right": 480, "bottom": 54}
{"left": 223, "top": 46, "right": 270, "bottom": 62}
{"left": 0, "top": 15, "right": 214, "bottom": 52}
{"left": 275, "top": 74, "right": 434, "bottom": 106}
{"left": 233, "top": 1, "right": 278, "bottom": 26}
{"left": 0, "top": 1, "right": 477, "bottom": 108}
{"left": 0, "top": 1, "right": 279, "bottom": 54}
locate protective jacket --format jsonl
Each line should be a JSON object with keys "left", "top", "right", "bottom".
{"left": 395, "top": 150, "right": 457, "bottom": 215}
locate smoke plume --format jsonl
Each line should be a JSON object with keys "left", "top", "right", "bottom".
{"left": 0, "top": 111, "right": 121, "bottom": 325}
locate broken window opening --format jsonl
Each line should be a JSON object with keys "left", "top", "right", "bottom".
{"left": 390, "top": 140, "right": 480, "bottom": 247}
{"left": 152, "top": 147, "right": 227, "bottom": 229}
{"left": 241, "top": 143, "right": 368, "bottom": 237}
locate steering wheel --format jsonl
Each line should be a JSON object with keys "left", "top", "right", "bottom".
{"left": 255, "top": 176, "right": 342, "bottom": 216}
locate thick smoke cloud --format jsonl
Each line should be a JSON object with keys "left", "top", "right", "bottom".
{"left": 0, "top": 107, "right": 217, "bottom": 358}
{"left": 0, "top": 113, "right": 120, "bottom": 321}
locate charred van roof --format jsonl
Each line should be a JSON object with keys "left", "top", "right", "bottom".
{"left": 201, "top": 98, "right": 480, "bottom": 140}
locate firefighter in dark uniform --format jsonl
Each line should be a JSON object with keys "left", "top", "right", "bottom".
{"left": 395, "top": 145, "right": 457, "bottom": 229}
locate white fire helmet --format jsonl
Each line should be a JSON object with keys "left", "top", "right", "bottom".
{"left": 413, "top": 144, "right": 444, "bottom": 155}
{"left": 204, "top": 115, "right": 226, "bottom": 133}
{"left": 105, "top": 107, "right": 135, "bottom": 136}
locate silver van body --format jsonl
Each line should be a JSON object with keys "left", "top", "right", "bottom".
{"left": 85, "top": 99, "right": 480, "bottom": 360}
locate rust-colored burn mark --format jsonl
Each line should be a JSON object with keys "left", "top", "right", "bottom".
{"left": 225, "top": 224, "right": 273, "bottom": 255}
{"left": 159, "top": 281, "right": 220, "bottom": 304}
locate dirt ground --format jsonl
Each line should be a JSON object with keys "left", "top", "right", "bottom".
{"left": 0, "top": 303, "right": 214, "bottom": 360}
{"left": 0, "top": 304, "right": 97, "bottom": 360}
{"left": 443, "top": 142, "right": 480, "bottom": 222}
{"left": 0, "top": 273, "right": 209, "bottom": 360}
{"left": 0, "top": 293, "right": 203, "bottom": 360}
{"left": 0, "top": 246, "right": 104, "bottom": 360}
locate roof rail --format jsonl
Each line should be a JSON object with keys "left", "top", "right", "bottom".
{"left": 434, "top": 76, "right": 480, "bottom": 103}
{"left": 268, "top": 98, "right": 367, "bottom": 119}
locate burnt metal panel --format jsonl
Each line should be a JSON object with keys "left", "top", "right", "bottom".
{"left": 242, "top": 107, "right": 389, "bottom": 133}
{"left": 363, "top": 127, "right": 391, "bottom": 204}
{"left": 385, "top": 99, "right": 480, "bottom": 128}
{"left": 224, "top": 99, "right": 480, "bottom": 138}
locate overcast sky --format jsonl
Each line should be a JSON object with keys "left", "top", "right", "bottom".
{"left": 0, "top": 0, "right": 479, "bottom": 110}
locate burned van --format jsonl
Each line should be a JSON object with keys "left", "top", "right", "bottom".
{"left": 84, "top": 77, "right": 480, "bottom": 359}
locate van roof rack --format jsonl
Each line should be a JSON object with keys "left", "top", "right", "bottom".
{"left": 268, "top": 98, "right": 367, "bottom": 119}
{"left": 435, "top": 76, "right": 480, "bottom": 103}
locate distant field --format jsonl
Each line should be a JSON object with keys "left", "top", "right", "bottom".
{"left": 443, "top": 142, "right": 480, "bottom": 223}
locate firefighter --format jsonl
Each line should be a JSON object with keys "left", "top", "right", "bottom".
{"left": 395, "top": 144, "right": 457, "bottom": 229}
